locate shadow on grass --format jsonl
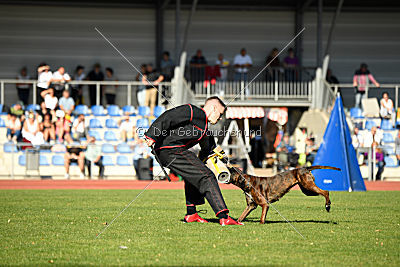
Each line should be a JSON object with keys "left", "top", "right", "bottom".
{"left": 181, "top": 218, "right": 338, "bottom": 224}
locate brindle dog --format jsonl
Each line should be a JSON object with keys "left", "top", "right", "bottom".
{"left": 227, "top": 165, "right": 341, "bottom": 224}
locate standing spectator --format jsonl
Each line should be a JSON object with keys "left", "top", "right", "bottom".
{"left": 72, "top": 65, "right": 85, "bottom": 105}
{"left": 353, "top": 63, "right": 380, "bottom": 108}
{"left": 160, "top": 51, "right": 175, "bottom": 81}
{"left": 37, "top": 63, "right": 52, "bottom": 101}
{"left": 266, "top": 48, "right": 281, "bottom": 81}
{"left": 72, "top": 114, "right": 86, "bottom": 141}
{"left": 189, "top": 49, "right": 207, "bottom": 90}
{"left": 87, "top": 63, "right": 104, "bottom": 106}
{"left": 22, "top": 112, "right": 44, "bottom": 146}
{"left": 40, "top": 113, "right": 56, "bottom": 143}
{"left": 283, "top": 48, "right": 299, "bottom": 81}
{"left": 136, "top": 64, "right": 147, "bottom": 106}
{"left": 395, "top": 130, "right": 400, "bottom": 165}
{"left": 104, "top": 67, "right": 118, "bottom": 105}
{"left": 6, "top": 113, "right": 22, "bottom": 142}
{"left": 51, "top": 67, "right": 71, "bottom": 98}
{"left": 215, "top": 53, "right": 229, "bottom": 81}
{"left": 380, "top": 92, "right": 395, "bottom": 123}
{"left": 119, "top": 115, "right": 134, "bottom": 142}
{"left": 16, "top": 67, "right": 31, "bottom": 105}
{"left": 233, "top": 48, "right": 253, "bottom": 81}
{"left": 84, "top": 136, "right": 105, "bottom": 179}
{"left": 326, "top": 69, "right": 339, "bottom": 84}
{"left": 59, "top": 90, "right": 75, "bottom": 115}
{"left": 142, "top": 64, "right": 164, "bottom": 114}
{"left": 64, "top": 142, "right": 85, "bottom": 179}
{"left": 40, "top": 88, "right": 58, "bottom": 118}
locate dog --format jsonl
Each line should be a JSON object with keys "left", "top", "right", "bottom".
{"left": 227, "top": 165, "right": 341, "bottom": 224}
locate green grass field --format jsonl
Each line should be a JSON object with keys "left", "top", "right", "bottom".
{"left": 0, "top": 189, "right": 399, "bottom": 266}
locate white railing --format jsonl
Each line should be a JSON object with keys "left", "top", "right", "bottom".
{"left": 0, "top": 80, "right": 172, "bottom": 107}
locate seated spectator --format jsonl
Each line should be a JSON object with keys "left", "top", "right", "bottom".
{"left": 380, "top": 92, "right": 395, "bottom": 123}
{"left": 283, "top": 48, "right": 298, "bottom": 81}
{"left": 72, "top": 65, "right": 85, "bottom": 104}
{"left": 160, "top": 51, "right": 175, "bottom": 81}
{"left": 59, "top": 90, "right": 75, "bottom": 115}
{"left": 396, "top": 130, "right": 400, "bottom": 165}
{"left": 64, "top": 142, "right": 85, "bottom": 179}
{"left": 352, "top": 127, "right": 364, "bottom": 149}
{"left": 51, "top": 67, "right": 71, "bottom": 98}
{"left": 233, "top": 48, "right": 252, "bottom": 81}
{"left": 276, "top": 133, "right": 297, "bottom": 170}
{"left": 22, "top": 112, "right": 44, "bottom": 146}
{"left": 40, "top": 113, "right": 56, "bottom": 143}
{"left": 84, "top": 136, "right": 104, "bottom": 179}
{"left": 72, "top": 114, "right": 86, "bottom": 141}
{"left": 16, "top": 67, "right": 31, "bottom": 105}
{"left": 40, "top": 88, "right": 58, "bottom": 119}
{"left": 38, "top": 101, "right": 52, "bottom": 123}
{"left": 10, "top": 102, "right": 24, "bottom": 119}
{"left": 133, "top": 138, "right": 150, "bottom": 176}
{"left": 142, "top": 64, "right": 164, "bottom": 114}
{"left": 55, "top": 110, "right": 73, "bottom": 143}
{"left": 363, "top": 126, "right": 382, "bottom": 148}
{"left": 104, "top": 67, "right": 118, "bottom": 105}
{"left": 119, "top": 115, "right": 134, "bottom": 142}
{"left": 6, "top": 113, "right": 22, "bottom": 142}
{"left": 305, "top": 137, "right": 318, "bottom": 165}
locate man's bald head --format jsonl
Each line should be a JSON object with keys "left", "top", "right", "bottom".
{"left": 205, "top": 96, "right": 226, "bottom": 112}
{"left": 204, "top": 96, "right": 227, "bottom": 125}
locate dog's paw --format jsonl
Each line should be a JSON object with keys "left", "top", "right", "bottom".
{"left": 325, "top": 204, "right": 331, "bottom": 212}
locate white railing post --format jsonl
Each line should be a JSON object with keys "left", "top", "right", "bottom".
{"left": 158, "top": 84, "right": 162, "bottom": 106}
{"left": 274, "top": 80, "right": 278, "bottom": 101}
{"left": 33, "top": 82, "right": 37, "bottom": 104}
{"left": 96, "top": 82, "right": 100, "bottom": 106}
{"left": 127, "top": 83, "right": 131, "bottom": 106}
{"left": 0, "top": 81, "right": 4, "bottom": 105}
{"left": 206, "top": 82, "right": 210, "bottom": 98}
{"left": 241, "top": 81, "right": 245, "bottom": 100}
{"left": 395, "top": 86, "right": 398, "bottom": 111}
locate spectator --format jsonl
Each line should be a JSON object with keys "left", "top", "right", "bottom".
{"left": 294, "top": 127, "right": 307, "bottom": 155}
{"left": 40, "top": 113, "right": 56, "bottom": 143}
{"left": 37, "top": 63, "right": 52, "bottom": 101}
{"left": 136, "top": 64, "right": 147, "bottom": 106}
{"left": 72, "top": 65, "right": 85, "bottom": 105}
{"left": 380, "top": 92, "right": 395, "bottom": 123}
{"left": 305, "top": 137, "right": 318, "bottom": 164}
{"left": 375, "top": 146, "right": 385, "bottom": 180}
{"left": 326, "top": 69, "right": 339, "bottom": 84}
{"left": 104, "top": 67, "right": 118, "bottom": 105}
{"left": 352, "top": 127, "right": 364, "bottom": 149}
{"left": 363, "top": 126, "right": 382, "bottom": 148}
{"left": 72, "top": 113, "right": 86, "bottom": 141}
{"left": 142, "top": 64, "right": 164, "bottom": 114}
{"left": 189, "top": 49, "right": 207, "bottom": 90}
{"left": 276, "top": 133, "right": 297, "bottom": 170}
{"left": 51, "top": 67, "right": 71, "bottom": 98}
{"left": 233, "top": 48, "right": 252, "bottom": 81}
{"left": 353, "top": 63, "right": 380, "bottom": 108}
{"left": 38, "top": 101, "right": 52, "bottom": 123}
{"left": 16, "top": 67, "right": 31, "bottom": 105}
{"left": 266, "top": 48, "right": 281, "bottom": 81}
{"left": 22, "top": 112, "right": 44, "bottom": 146}
{"left": 283, "top": 48, "right": 299, "bottom": 81}
{"left": 40, "top": 88, "right": 58, "bottom": 118}
{"left": 87, "top": 63, "right": 104, "bottom": 106}
{"left": 10, "top": 102, "right": 24, "bottom": 119}
{"left": 6, "top": 113, "right": 22, "bottom": 142}
{"left": 160, "top": 51, "right": 175, "bottom": 81}
{"left": 64, "top": 142, "right": 85, "bottom": 179}
{"left": 119, "top": 115, "right": 134, "bottom": 142}
{"left": 59, "top": 90, "right": 75, "bottom": 115}
{"left": 133, "top": 138, "right": 150, "bottom": 177}
{"left": 395, "top": 130, "right": 400, "bottom": 165}
{"left": 55, "top": 110, "right": 73, "bottom": 143}
{"left": 215, "top": 53, "right": 229, "bottom": 81}
{"left": 84, "top": 136, "right": 104, "bottom": 179}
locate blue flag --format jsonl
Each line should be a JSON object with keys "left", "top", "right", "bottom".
{"left": 312, "top": 96, "right": 366, "bottom": 191}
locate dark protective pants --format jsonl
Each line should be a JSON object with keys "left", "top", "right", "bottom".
{"left": 157, "top": 148, "right": 228, "bottom": 215}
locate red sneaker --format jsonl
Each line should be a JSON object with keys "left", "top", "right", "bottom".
{"left": 184, "top": 213, "right": 208, "bottom": 223}
{"left": 219, "top": 216, "right": 244, "bottom": 226}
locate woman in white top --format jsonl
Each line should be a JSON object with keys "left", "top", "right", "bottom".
{"left": 37, "top": 63, "right": 52, "bottom": 101}
{"left": 380, "top": 92, "right": 395, "bottom": 123}
{"left": 22, "top": 112, "right": 44, "bottom": 145}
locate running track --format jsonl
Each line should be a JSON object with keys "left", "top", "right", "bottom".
{"left": 0, "top": 180, "right": 399, "bottom": 191}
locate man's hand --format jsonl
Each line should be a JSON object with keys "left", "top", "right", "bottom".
{"left": 145, "top": 137, "right": 155, "bottom": 147}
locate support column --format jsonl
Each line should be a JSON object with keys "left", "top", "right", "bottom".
{"left": 175, "top": 0, "right": 181, "bottom": 63}
{"left": 316, "top": 0, "right": 323, "bottom": 67}
{"left": 181, "top": 0, "right": 199, "bottom": 53}
{"left": 294, "top": 3, "right": 304, "bottom": 69}
{"left": 155, "top": 0, "right": 164, "bottom": 70}
{"left": 325, "top": 0, "right": 344, "bottom": 56}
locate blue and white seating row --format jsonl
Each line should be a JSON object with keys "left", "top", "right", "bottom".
{"left": 101, "top": 143, "right": 132, "bottom": 154}
{"left": 75, "top": 104, "right": 165, "bottom": 117}
{"left": 87, "top": 130, "right": 119, "bottom": 141}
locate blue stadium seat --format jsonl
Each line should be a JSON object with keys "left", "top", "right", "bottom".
{"left": 384, "top": 156, "right": 398, "bottom": 168}
{"left": 0, "top": 104, "right": 6, "bottom": 115}
{"left": 0, "top": 117, "right": 6, "bottom": 127}
{"left": 350, "top": 108, "right": 363, "bottom": 119}
{"left": 383, "top": 146, "right": 395, "bottom": 155}
{"left": 18, "top": 155, "right": 26, "bottom": 166}
{"left": 138, "top": 106, "right": 151, "bottom": 117}
{"left": 102, "top": 155, "right": 115, "bottom": 166}
{"left": 88, "top": 130, "right": 102, "bottom": 140}
{"left": 122, "top": 105, "right": 135, "bottom": 115}
{"left": 75, "top": 105, "right": 89, "bottom": 115}
{"left": 104, "top": 131, "right": 118, "bottom": 141}
{"left": 105, "top": 118, "right": 118, "bottom": 129}
{"left": 40, "top": 155, "right": 49, "bottom": 166}
{"left": 153, "top": 106, "right": 165, "bottom": 117}
{"left": 117, "top": 155, "right": 131, "bottom": 166}
{"left": 89, "top": 118, "right": 103, "bottom": 128}
{"left": 3, "top": 142, "right": 17, "bottom": 153}
{"left": 52, "top": 155, "right": 64, "bottom": 166}
{"left": 380, "top": 119, "right": 393, "bottom": 131}
{"left": 383, "top": 133, "right": 394, "bottom": 143}
{"left": 117, "top": 143, "right": 132, "bottom": 153}
{"left": 136, "top": 118, "right": 149, "bottom": 128}
{"left": 26, "top": 104, "right": 40, "bottom": 112}
{"left": 107, "top": 105, "right": 121, "bottom": 116}
{"left": 102, "top": 143, "right": 116, "bottom": 153}
{"left": 91, "top": 105, "right": 105, "bottom": 116}
{"left": 365, "top": 120, "right": 376, "bottom": 130}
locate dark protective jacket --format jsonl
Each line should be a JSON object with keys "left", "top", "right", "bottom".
{"left": 144, "top": 104, "right": 216, "bottom": 160}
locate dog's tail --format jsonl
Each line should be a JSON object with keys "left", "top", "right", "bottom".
{"left": 305, "top": 165, "right": 341, "bottom": 172}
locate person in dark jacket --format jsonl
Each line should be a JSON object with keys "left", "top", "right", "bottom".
{"left": 144, "top": 96, "right": 243, "bottom": 225}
